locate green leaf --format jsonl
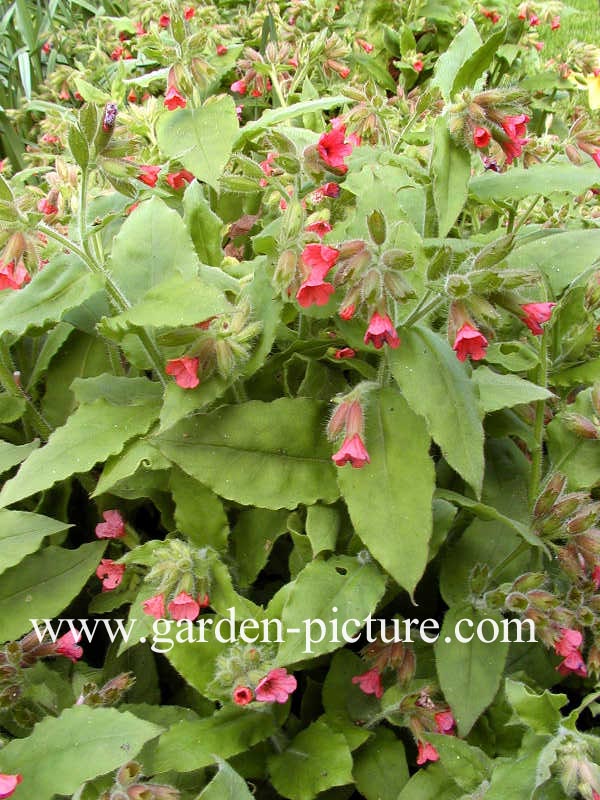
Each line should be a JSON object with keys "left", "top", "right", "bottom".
{"left": 0, "top": 255, "right": 102, "bottom": 337}
{"left": 0, "top": 398, "right": 159, "bottom": 507}
{"left": 353, "top": 728, "right": 409, "bottom": 800}
{"left": 305, "top": 503, "right": 339, "bottom": 556}
{"left": 470, "top": 164, "right": 600, "bottom": 204}
{"left": 151, "top": 706, "right": 277, "bottom": 773}
{"left": 93, "top": 438, "right": 170, "bottom": 498}
{"left": 0, "top": 706, "right": 162, "bottom": 800}
{"left": 171, "top": 468, "right": 229, "bottom": 551}
{"left": 431, "top": 20, "right": 482, "bottom": 100}
{"left": 237, "top": 96, "right": 347, "bottom": 144}
{"left": 0, "top": 396, "right": 26, "bottom": 423}
{"left": 0, "top": 542, "right": 105, "bottom": 642}
{"left": 337, "top": 387, "right": 434, "bottom": 595}
{"left": 451, "top": 27, "right": 506, "bottom": 95}
{"left": 268, "top": 719, "right": 353, "bottom": 800}
{"left": 0, "top": 439, "right": 39, "bottom": 473}
{"left": 322, "top": 650, "right": 374, "bottom": 750}
{"left": 504, "top": 679, "right": 567, "bottom": 735}
{"left": 275, "top": 556, "right": 386, "bottom": 665}
{"left": 391, "top": 326, "right": 484, "bottom": 494}
{"left": 0, "top": 509, "right": 71, "bottom": 574}
{"left": 426, "top": 734, "right": 491, "bottom": 791}
{"left": 473, "top": 366, "right": 553, "bottom": 413}
{"left": 435, "top": 604, "right": 509, "bottom": 735}
{"left": 71, "top": 374, "right": 162, "bottom": 406}
{"left": 101, "top": 273, "right": 230, "bottom": 334}
{"left": 155, "top": 398, "right": 339, "bottom": 510}
{"left": 547, "top": 388, "right": 600, "bottom": 489}
{"left": 164, "top": 633, "right": 229, "bottom": 700}
{"left": 231, "top": 506, "right": 288, "bottom": 586}
{"left": 157, "top": 96, "right": 239, "bottom": 189}
{"left": 183, "top": 181, "right": 224, "bottom": 267}
{"left": 108, "top": 196, "right": 199, "bottom": 304}
{"left": 432, "top": 117, "right": 471, "bottom": 237}
{"left": 198, "top": 760, "right": 254, "bottom": 799}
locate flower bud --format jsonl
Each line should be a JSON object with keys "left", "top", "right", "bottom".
{"left": 382, "top": 249, "right": 415, "bottom": 270}
{"left": 384, "top": 271, "right": 416, "bottom": 302}
{"left": 445, "top": 274, "right": 471, "bottom": 299}
{"left": 427, "top": 246, "right": 452, "bottom": 280}
{"left": 367, "top": 209, "right": 387, "bottom": 245}
{"left": 274, "top": 249, "right": 298, "bottom": 288}
{"left": 505, "top": 592, "right": 529, "bottom": 612}
{"left": 563, "top": 413, "right": 599, "bottom": 439}
{"left": 282, "top": 201, "right": 305, "bottom": 242}
{"left": 534, "top": 473, "right": 567, "bottom": 518}
{"left": 527, "top": 589, "right": 559, "bottom": 610}
{"left": 117, "top": 762, "right": 143, "bottom": 787}
{"left": 513, "top": 572, "right": 547, "bottom": 592}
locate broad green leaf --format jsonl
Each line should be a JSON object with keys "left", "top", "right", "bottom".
{"left": 183, "top": 180, "right": 224, "bottom": 267}
{"left": 237, "top": 96, "right": 347, "bottom": 144}
{"left": 435, "top": 604, "right": 509, "bottom": 735}
{"left": 151, "top": 706, "right": 277, "bottom": 773}
{"left": 0, "top": 509, "right": 71, "bottom": 574}
{"left": 0, "top": 706, "right": 162, "bottom": 800}
{"left": 337, "top": 388, "right": 434, "bottom": 595}
{"left": 157, "top": 96, "right": 239, "bottom": 189}
{"left": 504, "top": 679, "right": 567, "bottom": 735}
{"left": 431, "top": 20, "right": 482, "bottom": 99}
{"left": 322, "top": 650, "right": 374, "bottom": 750}
{"left": 268, "top": 719, "right": 353, "bottom": 800}
{"left": 276, "top": 556, "right": 386, "bottom": 665}
{"left": 471, "top": 164, "right": 600, "bottom": 204}
{"left": 397, "top": 765, "right": 462, "bottom": 800}
{"left": 484, "top": 738, "right": 549, "bottom": 800}
{"left": 158, "top": 374, "right": 229, "bottom": 433}
{"left": 108, "top": 196, "right": 199, "bottom": 304}
{"left": 553, "top": 358, "right": 600, "bottom": 388}
{"left": 547, "top": 388, "right": 600, "bottom": 489}
{"left": 71, "top": 374, "right": 162, "bottom": 406}
{"left": 305, "top": 503, "right": 339, "bottom": 556}
{"left": 155, "top": 398, "right": 339, "bottom": 510}
{"left": 164, "top": 632, "right": 229, "bottom": 700}
{"left": 451, "top": 27, "right": 506, "bottom": 95}
{"left": 426, "top": 734, "right": 491, "bottom": 791}
{"left": 101, "top": 274, "right": 230, "bottom": 333}
{"left": 171, "top": 468, "right": 229, "bottom": 551}
{"left": 0, "top": 439, "right": 39, "bottom": 473}
{"left": 353, "top": 728, "right": 409, "bottom": 800}
{"left": 0, "top": 542, "right": 105, "bottom": 642}
{"left": 0, "top": 255, "right": 102, "bottom": 337}
{"left": 391, "top": 326, "right": 484, "bottom": 494}
{"left": 0, "top": 398, "right": 159, "bottom": 507}
{"left": 231, "top": 506, "right": 288, "bottom": 586}
{"left": 93, "top": 438, "right": 170, "bottom": 497}
{"left": 473, "top": 365, "right": 553, "bottom": 413}
{"left": 0, "top": 395, "right": 26, "bottom": 423}
{"left": 432, "top": 118, "right": 471, "bottom": 237}
{"left": 199, "top": 760, "right": 253, "bottom": 799}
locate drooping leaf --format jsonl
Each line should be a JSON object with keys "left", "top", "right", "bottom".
{"left": 170, "top": 468, "right": 229, "bottom": 551}
{"left": 451, "top": 27, "right": 506, "bottom": 95}
{"left": 0, "top": 509, "right": 71, "bottom": 575}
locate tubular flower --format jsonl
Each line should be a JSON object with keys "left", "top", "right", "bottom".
{"left": 452, "top": 322, "right": 488, "bottom": 362}
{"left": 143, "top": 593, "right": 166, "bottom": 620}
{"left": 96, "top": 559, "right": 125, "bottom": 591}
{"left": 255, "top": 668, "right": 297, "bottom": 703}
{"left": 0, "top": 261, "right": 30, "bottom": 290}
{"left": 166, "top": 357, "right": 200, "bottom": 389}
{"left": 364, "top": 311, "right": 400, "bottom": 349}
{"left": 520, "top": 302, "right": 556, "bottom": 335}
{"left": 332, "top": 433, "right": 370, "bottom": 468}
{"left": 317, "top": 126, "right": 353, "bottom": 173}
{"left": 168, "top": 591, "right": 200, "bottom": 621}
{"left": 473, "top": 126, "right": 491, "bottom": 148}
{"left": 416, "top": 741, "right": 439, "bottom": 765}
{"left": 296, "top": 271, "right": 335, "bottom": 307}
{"left": 352, "top": 668, "right": 383, "bottom": 698}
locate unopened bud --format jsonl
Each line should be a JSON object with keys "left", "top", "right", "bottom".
{"left": 534, "top": 473, "right": 567, "bottom": 518}
{"left": 568, "top": 504, "right": 600, "bottom": 534}
{"left": 445, "top": 273, "right": 471, "bottom": 298}
{"left": 282, "top": 201, "right": 304, "bottom": 241}
{"left": 513, "top": 572, "right": 547, "bottom": 592}
{"left": 527, "top": 589, "right": 559, "bottom": 610}
{"left": 383, "top": 271, "right": 416, "bottom": 302}
{"left": 427, "top": 246, "right": 451, "bottom": 280}
{"left": 505, "top": 592, "right": 529, "bottom": 612}
{"left": 274, "top": 249, "right": 297, "bottom": 288}
{"left": 338, "top": 239, "right": 367, "bottom": 260}
{"left": 327, "top": 402, "right": 350, "bottom": 440}
{"left": 382, "top": 249, "right": 414, "bottom": 270}
{"left": 117, "top": 762, "right": 143, "bottom": 787}
{"left": 563, "top": 413, "right": 598, "bottom": 439}
{"left": 367, "top": 209, "right": 387, "bottom": 245}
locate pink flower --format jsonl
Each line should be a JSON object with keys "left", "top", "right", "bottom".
{"left": 37, "top": 197, "right": 58, "bottom": 216}
{"left": 230, "top": 79, "right": 247, "bottom": 94}
{"left": 339, "top": 303, "right": 356, "bottom": 321}
{"left": 0, "top": 774, "right": 22, "bottom": 798}
{"left": 434, "top": 710, "right": 456, "bottom": 734}
{"left": 592, "top": 564, "right": 600, "bottom": 590}
{"left": 138, "top": 165, "right": 161, "bottom": 187}
{"left": 554, "top": 627, "right": 583, "bottom": 657}
{"left": 529, "top": 13, "right": 539, "bottom": 25}
{"left": 481, "top": 8, "right": 501, "bottom": 23}
{"left": 520, "top": 302, "right": 556, "bottom": 335}
{"left": 216, "top": 44, "right": 228, "bottom": 56}
{"left": 356, "top": 38, "right": 373, "bottom": 53}
{"left": 551, "top": 15, "right": 560, "bottom": 30}
{"left": 56, "top": 630, "right": 83, "bottom": 662}
{"left": 135, "top": 21, "right": 146, "bottom": 36}
{"left": 452, "top": 322, "right": 488, "bottom": 362}
{"left": 305, "top": 220, "right": 332, "bottom": 239}
{"left": 168, "top": 591, "right": 200, "bottom": 621}
{"left": 416, "top": 741, "right": 439, "bottom": 765}
{"left": 321, "top": 182, "right": 340, "bottom": 198}
{"left": 534, "top": 41, "right": 544, "bottom": 52}
{"left": 332, "top": 433, "right": 370, "bottom": 468}
{"left": 500, "top": 114, "right": 530, "bottom": 164}
{"left": 158, "top": 14, "right": 170, "bottom": 28}
{"left": 473, "top": 126, "right": 491, "bottom": 148}
{"left": 233, "top": 686, "right": 253, "bottom": 705}
{"left": 334, "top": 347, "right": 356, "bottom": 359}
{"left": 255, "top": 668, "right": 297, "bottom": 703}
{"left": 164, "top": 84, "right": 187, "bottom": 111}
{"left": 590, "top": 150, "right": 600, "bottom": 168}
{"left": 0, "top": 261, "right": 30, "bottom": 291}
{"left": 166, "top": 169, "right": 195, "bottom": 189}
{"left": 166, "top": 357, "right": 200, "bottom": 389}
{"left": 296, "top": 271, "right": 335, "bottom": 308}
{"left": 198, "top": 592, "right": 211, "bottom": 609}
{"left": 301, "top": 243, "right": 339, "bottom": 278}
{"left": 364, "top": 311, "right": 400, "bottom": 349}
{"left": 317, "top": 126, "right": 353, "bottom": 173}
{"left": 413, "top": 60, "right": 424, "bottom": 72}
{"left": 96, "top": 559, "right": 125, "bottom": 591}
{"left": 143, "top": 593, "right": 166, "bottom": 619}
{"left": 557, "top": 651, "right": 587, "bottom": 677}
{"left": 95, "top": 509, "right": 126, "bottom": 539}
{"left": 110, "top": 46, "right": 124, "bottom": 61}
{"left": 184, "top": 6, "right": 195, "bottom": 19}
{"left": 352, "top": 668, "right": 383, "bottom": 698}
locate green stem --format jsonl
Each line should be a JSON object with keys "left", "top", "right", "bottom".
{"left": 403, "top": 293, "right": 444, "bottom": 327}
{"left": 489, "top": 540, "right": 530, "bottom": 583}
{"left": 270, "top": 67, "right": 287, "bottom": 108}
{"left": 0, "top": 340, "right": 52, "bottom": 441}
{"left": 529, "top": 325, "right": 549, "bottom": 508}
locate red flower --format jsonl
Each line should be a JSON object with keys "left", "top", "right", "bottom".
{"left": 500, "top": 114, "right": 530, "bottom": 164}
{"left": 143, "top": 593, "right": 166, "bottom": 619}
{"left": 413, "top": 60, "right": 424, "bottom": 72}
{"left": 110, "top": 46, "right": 124, "bottom": 61}
{"left": 164, "top": 84, "right": 187, "bottom": 111}
{"left": 591, "top": 150, "right": 600, "bottom": 168}
{"left": 592, "top": 565, "right": 600, "bottom": 589}
{"left": 520, "top": 302, "right": 556, "bottom": 335}
{"left": 296, "top": 271, "right": 335, "bottom": 308}
{"left": 551, "top": 15, "right": 560, "bottom": 30}
{"left": 364, "top": 311, "right": 400, "bottom": 349}
{"left": 184, "top": 6, "right": 195, "bottom": 19}
{"left": 301, "top": 243, "right": 339, "bottom": 277}
{"left": 259, "top": 151, "right": 278, "bottom": 177}
{"left": 233, "top": 686, "right": 253, "bottom": 705}
{"left": 416, "top": 741, "right": 439, "bottom": 765}
{"left": 127, "top": 90, "right": 137, "bottom": 103}
{"left": 138, "top": 165, "right": 161, "bottom": 187}
{"left": 166, "top": 169, "right": 195, "bottom": 189}
{"left": 0, "top": 774, "right": 22, "bottom": 798}
{"left": 321, "top": 182, "right": 340, "bottom": 198}
{"left": 452, "top": 322, "right": 488, "bottom": 362}
{"left": 339, "top": 303, "right": 356, "bottom": 320}
{"left": 0, "top": 261, "right": 30, "bottom": 290}
{"left": 529, "top": 13, "right": 539, "bottom": 25}
{"left": 473, "top": 126, "right": 491, "bottom": 148}
{"left": 334, "top": 347, "right": 356, "bottom": 359}
{"left": 216, "top": 44, "right": 228, "bottom": 56}
{"left": 317, "top": 126, "right": 353, "bottom": 173}
{"left": 356, "top": 38, "right": 373, "bottom": 53}
{"left": 230, "top": 79, "right": 247, "bottom": 94}
{"left": 56, "top": 630, "right": 83, "bottom": 662}
{"left": 37, "top": 197, "right": 58, "bottom": 216}
{"left": 135, "top": 21, "right": 146, "bottom": 35}
{"left": 42, "top": 41, "right": 51, "bottom": 53}
{"left": 332, "top": 433, "right": 370, "bottom": 468}
{"left": 255, "top": 668, "right": 297, "bottom": 703}
{"left": 166, "top": 357, "right": 200, "bottom": 389}
{"left": 95, "top": 509, "right": 126, "bottom": 539}
{"left": 554, "top": 627, "right": 587, "bottom": 677}
{"left": 352, "top": 668, "right": 383, "bottom": 698}
{"left": 434, "top": 710, "right": 456, "bottom": 734}
{"left": 158, "top": 14, "right": 170, "bottom": 28}
{"left": 305, "top": 220, "right": 332, "bottom": 238}
{"left": 96, "top": 559, "right": 125, "bottom": 591}
{"left": 168, "top": 591, "right": 200, "bottom": 621}
{"left": 481, "top": 7, "right": 501, "bottom": 22}
{"left": 198, "top": 592, "right": 211, "bottom": 609}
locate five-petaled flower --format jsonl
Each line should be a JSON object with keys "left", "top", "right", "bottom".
{"left": 317, "top": 126, "right": 353, "bottom": 173}
{"left": 452, "top": 322, "right": 488, "bottom": 362}
{"left": 352, "top": 668, "right": 383, "bottom": 698}
{"left": 332, "top": 433, "right": 370, "bottom": 468}
{"left": 520, "top": 302, "right": 556, "bottom": 335}
{"left": 0, "top": 774, "right": 22, "bottom": 798}
{"left": 500, "top": 114, "right": 530, "bottom": 164}
{"left": 143, "top": 593, "right": 166, "bottom": 619}
{"left": 416, "top": 741, "right": 439, "bottom": 765}
{"left": 138, "top": 165, "right": 161, "bottom": 187}
{"left": 166, "top": 357, "right": 200, "bottom": 389}
{"left": 233, "top": 686, "right": 253, "bottom": 705}
{"left": 95, "top": 509, "right": 126, "bottom": 539}
{"left": 364, "top": 311, "right": 400, "bottom": 349}
{"left": 56, "top": 630, "right": 83, "bottom": 662}
{"left": 255, "top": 668, "right": 297, "bottom": 703}
{"left": 305, "top": 220, "right": 332, "bottom": 239}
{"left": 168, "top": 591, "right": 200, "bottom": 621}
{"left": 96, "top": 559, "right": 125, "bottom": 591}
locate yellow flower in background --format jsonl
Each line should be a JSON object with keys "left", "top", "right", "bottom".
{"left": 587, "top": 73, "right": 600, "bottom": 110}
